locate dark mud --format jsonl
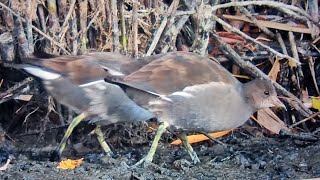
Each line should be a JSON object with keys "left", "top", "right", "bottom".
{"left": 0, "top": 127, "right": 320, "bottom": 180}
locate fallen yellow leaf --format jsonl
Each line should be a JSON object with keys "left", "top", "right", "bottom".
{"left": 311, "top": 97, "right": 320, "bottom": 111}
{"left": 170, "top": 130, "right": 232, "bottom": 145}
{"left": 57, "top": 158, "right": 84, "bottom": 170}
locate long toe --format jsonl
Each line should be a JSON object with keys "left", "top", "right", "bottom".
{"left": 105, "top": 150, "right": 113, "bottom": 157}
{"left": 100, "top": 155, "right": 120, "bottom": 166}
{"left": 132, "top": 156, "right": 153, "bottom": 168}
{"left": 191, "top": 153, "right": 201, "bottom": 164}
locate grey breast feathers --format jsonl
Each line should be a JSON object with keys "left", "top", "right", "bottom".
{"left": 82, "top": 81, "right": 155, "bottom": 125}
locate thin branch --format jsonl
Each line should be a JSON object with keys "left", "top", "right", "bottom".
{"left": 58, "top": 0, "right": 76, "bottom": 42}
{"left": 290, "top": 112, "right": 320, "bottom": 128}
{"left": 111, "top": 0, "right": 120, "bottom": 52}
{"left": 238, "top": 6, "right": 275, "bottom": 39}
{"left": 132, "top": 1, "right": 139, "bottom": 57}
{"left": 212, "top": 15, "right": 300, "bottom": 65}
{"left": 211, "top": 1, "right": 319, "bottom": 27}
{"left": 146, "top": 0, "right": 179, "bottom": 56}
{"left": 0, "top": 77, "right": 33, "bottom": 105}
{"left": 0, "top": 2, "right": 71, "bottom": 54}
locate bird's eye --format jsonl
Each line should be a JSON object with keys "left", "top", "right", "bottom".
{"left": 264, "top": 91, "right": 269, "bottom": 96}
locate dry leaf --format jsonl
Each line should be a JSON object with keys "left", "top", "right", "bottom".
{"left": 233, "top": 74, "right": 251, "bottom": 79}
{"left": 57, "top": 158, "right": 84, "bottom": 170}
{"left": 222, "top": 15, "right": 312, "bottom": 34}
{"left": 216, "top": 32, "right": 245, "bottom": 45}
{"left": 268, "top": 59, "right": 280, "bottom": 81}
{"left": 256, "top": 108, "right": 289, "bottom": 134}
{"left": 256, "top": 33, "right": 272, "bottom": 42}
{"left": 229, "top": 10, "right": 245, "bottom": 29}
{"left": 14, "top": 95, "right": 33, "bottom": 101}
{"left": 171, "top": 130, "right": 232, "bottom": 145}
{"left": 311, "top": 97, "right": 320, "bottom": 111}
{"left": 302, "top": 90, "right": 312, "bottom": 108}
{"left": 147, "top": 122, "right": 159, "bottom": 132}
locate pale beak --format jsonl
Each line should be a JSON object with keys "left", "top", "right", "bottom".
{"left": 270, "top": 95, "right": 287, "bottom": 111}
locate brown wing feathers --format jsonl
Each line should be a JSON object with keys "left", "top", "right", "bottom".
{"left": 22, "top": 51, "right": 237, "bottom": 96}
{"left": 23, "top": 56, "right": 107, "bottom": 85}
{"left": 115, "top": 52, "right": 239, "bottom": 95}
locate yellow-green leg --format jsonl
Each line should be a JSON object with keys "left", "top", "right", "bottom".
{"left": 178, "top": 132, "right": 200, "bottom": 164}
{"left": 94, "top": 125, "right": 112, "bottom": 155}
{"left": 50, "top": 113, "right": 87, "bottom": 161}
{"left": 133, "top": 121, "right": 169, "bottom": 167}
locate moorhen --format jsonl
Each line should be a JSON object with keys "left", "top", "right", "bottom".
{"left": 5, "top": 52, "right": 155, "bottom": 161}
{"left": 104, "top": 51, "right": 286, "bottom": 165}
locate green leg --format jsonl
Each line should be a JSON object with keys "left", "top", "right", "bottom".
{"left": 134, "top": 121, "right": 169, "bottom": 167}
{"left": 50, "top": 113, "right": 87, "bottom": 161}
{"left": 178, "top": 132, "right": 200, "bottom": 164}
{"left": 94, "top": 125, "right": 112, "bottom": 155}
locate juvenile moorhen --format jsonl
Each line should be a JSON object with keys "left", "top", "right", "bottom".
{"left": 6, "top": 52, "right": 155, "bottom": 161}
{"left": 7, "top": 51, "right": 285, "bottom": 165}
{"left": 104, "top": 52, "right": 286, "bottom": 165}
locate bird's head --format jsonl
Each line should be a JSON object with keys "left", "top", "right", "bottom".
{"left": 244, "top": 79, "right": 286, "bottom": 110}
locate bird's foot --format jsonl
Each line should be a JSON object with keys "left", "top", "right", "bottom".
{"left": 105, "top": 151, "right": 113, "bottom": 157}
{"left": 132, "top": 156, "right": 153, "bottom": 168}
{"left": 190, "top": 152, "right": 201, "bottom": 164}
{"left": 100, "top": 151, "right": 114, "bottom": 161}
{"left": 132, "top": 122, "right": 169, "bottom": 168}
{"left": 49, "top": 113, "right": 87, "bottom": 162}
{"left": 100, "top": 153, "right": 119, "bottom": 166}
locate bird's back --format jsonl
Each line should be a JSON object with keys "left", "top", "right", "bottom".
{"left": 17, "top": 52, "right": 156, "bottom": 125}
{"left": 107, "top": 52, "right": 251, "bottom": 132}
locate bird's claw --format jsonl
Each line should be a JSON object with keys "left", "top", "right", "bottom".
{"left": 192, "top": 156, "right": 201, "bottom": 164}
{"left": 132, "top": 157, "right": 153, "bottom": 168}
{"left": 104, "top": 151, "right": 114, "bottom": 157}
{"left": 190, "top": 151, "right": 201, "bottom": 164}
{"left": 100, "top": 154, "right": 120, "bottom": 166}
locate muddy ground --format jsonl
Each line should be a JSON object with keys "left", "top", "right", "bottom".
{"left": 0, "top": 123, "right": 319, "bottom": 180}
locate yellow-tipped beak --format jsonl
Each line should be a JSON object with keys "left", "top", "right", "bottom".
{"left": 271, "top": 96, "right": 287, "bottom": 111}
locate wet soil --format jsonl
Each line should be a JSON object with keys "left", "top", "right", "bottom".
{"left": 0, "top": 127, "right": 320, "bottom": 180}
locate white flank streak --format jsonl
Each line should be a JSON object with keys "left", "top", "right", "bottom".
{"left": 24, "top": 67, "right": 61, "bottom": 80}
{"left": 95, "top": 84, "right": 107, "bottom": 90}
{"left": 138, "top": 89, "right": 173, "bottom": 102}
{"left": 171, "top": 91, "right": 194, "bottom": 98}
{"left": 79, "top": 80, "right": 106, "bottom": 87}
{"left": 100, "top": 66, "right": 125, "bottom": 76}
{"left": 159, "top": 95, "right": 173, "bottom": 102}
{"left": 183, "top": 81, "right": 228, "bottom": 93}
{"left": 149, "top": 100, "right": 164, "bottom": 106}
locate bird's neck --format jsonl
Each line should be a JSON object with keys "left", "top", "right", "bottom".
{"left": 242, "top": 82, "right": 259, "bottom": 112}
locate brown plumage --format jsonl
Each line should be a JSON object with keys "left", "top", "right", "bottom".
{"left": 105, "top": 51, "right": 285, "bottom": 165}
{"left": 22, "top": 52, "right": 147, "bottom": 84}
{"left": 7, "top": 52, "right": 155, "bottom": 161}
{"left": 7, "top": 51, "right": 285, "bottom": 165}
